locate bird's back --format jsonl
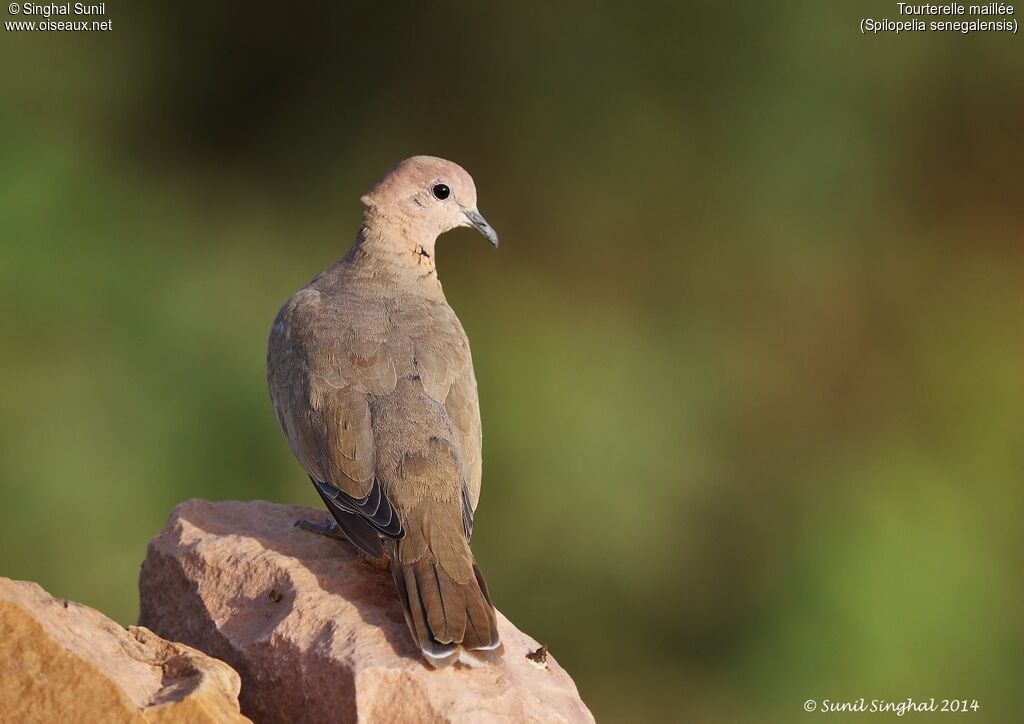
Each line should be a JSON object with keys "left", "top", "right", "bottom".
{"left": 268, "top": 251, "right": 483, "bottom": 526}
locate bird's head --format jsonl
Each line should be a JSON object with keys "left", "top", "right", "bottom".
{"left": 360, "top": 156, "right": 499, "bottom": 249}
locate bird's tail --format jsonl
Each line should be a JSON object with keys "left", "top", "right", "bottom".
{"left": 390, "top": 530, "right": 500, "bottom": 666}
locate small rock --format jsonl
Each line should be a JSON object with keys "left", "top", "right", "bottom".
{"left": 139, "top": 499, "right": 594, "bottom": 724}
{"left": 0, "top": 577, "right": 250, "bottom": 723}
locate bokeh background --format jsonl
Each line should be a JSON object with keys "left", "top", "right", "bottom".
{"left": 2, "top": 2, "right": 1022, "bottom": 721}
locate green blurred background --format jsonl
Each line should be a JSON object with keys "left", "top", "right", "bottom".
{"left": 2, "top": 2, "right": 1021, "bottom": 721}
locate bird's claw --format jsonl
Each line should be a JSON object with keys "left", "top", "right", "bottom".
{"left": 295, "top": 517, "right": 347, "bottom": 540}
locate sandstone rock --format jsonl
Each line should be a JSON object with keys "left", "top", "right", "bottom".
{"left": 0, "top": 577, "right": 250, "bottom": 724}
{"left": 139, "top": 499, "right": 594, "bottom": 724}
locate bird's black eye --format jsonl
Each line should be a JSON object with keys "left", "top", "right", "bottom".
{"left": 432, "top": 183, "right": 451, "bottom": 200}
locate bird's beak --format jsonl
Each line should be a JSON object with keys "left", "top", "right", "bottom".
{"left": 462, "top": 208, "right": 499, "bottom": 248}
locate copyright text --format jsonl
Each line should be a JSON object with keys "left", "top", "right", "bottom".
{"left": 5, "top": 3, "right": 112, "bottom": 32}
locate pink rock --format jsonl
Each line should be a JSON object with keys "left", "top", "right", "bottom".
{"left": 139, "top": 499, "right": 594, "bottom": 724}
{"left": 0, "top": 577, "right": 250, "bottom": 723}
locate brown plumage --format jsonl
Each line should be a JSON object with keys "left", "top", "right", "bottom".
{"left": 267, "top": 156, "right": 501, "bottom": 665}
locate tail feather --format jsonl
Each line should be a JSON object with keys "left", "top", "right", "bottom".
{"left": 469, "top": 560, "right": 500, "bottom": 650}
{"left": 392, "top": 561, "right": 459, "bottom": 662}
{"left": 391, "top": 553, "right": 499, "bottom": 664}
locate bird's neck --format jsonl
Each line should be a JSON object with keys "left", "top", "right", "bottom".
{"left": 345, "top": 213, "right": 445, "bottom": 299}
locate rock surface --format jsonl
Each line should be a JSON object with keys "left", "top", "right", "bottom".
{"left": 0, "top": 577, "right": 250, "bottom": 724}
{"left": 139, "top": 499, "right": 594, "bottom": 724}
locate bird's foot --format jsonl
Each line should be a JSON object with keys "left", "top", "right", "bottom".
{"left": 294, "top": 517, "right": 390, "bottom": 569}
{"left": 295, "top": 517, "right": 347, "bottom": 540}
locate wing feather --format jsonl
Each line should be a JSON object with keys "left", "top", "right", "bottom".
{"left": 269, "top": 290, "right": 404, "bottom": 545}
{"left": 444, "top": 357, "right": 482, "bottom": 538}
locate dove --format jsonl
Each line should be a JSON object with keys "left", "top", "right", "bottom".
{"left": 267, "top": 156, "right": 501, "bottom": 666}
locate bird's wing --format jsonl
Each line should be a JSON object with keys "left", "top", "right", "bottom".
{"left": 408, "top": 303, "right": 482, "bottom": 540}
{"left": 444, "top": 363, "right": 482, "bottom": 540}
{"left": 268, "top": 290, "right": 403, "bottom": 549}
